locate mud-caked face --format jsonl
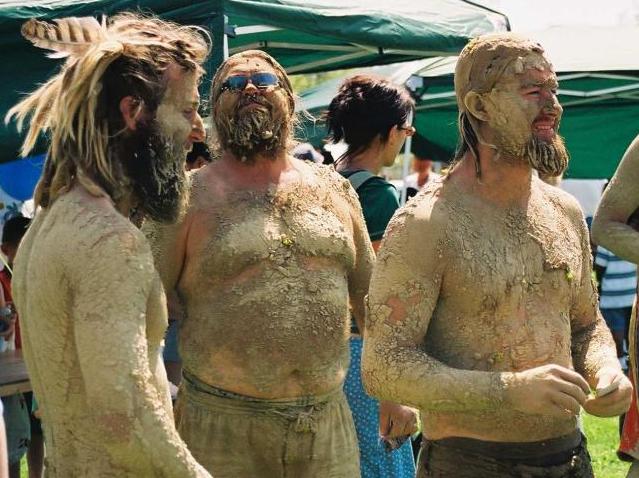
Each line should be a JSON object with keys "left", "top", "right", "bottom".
{"left": 484, "top": 53, "right": 568, "bottom": 176}
{"left": 156, "top": 65, "right": 205, "bottom": 157}
{"left": 214, "top": 56, "right": 292, "bottom": 162}
{"left": 124, "top": 66, "right": 205, "bottom": 223}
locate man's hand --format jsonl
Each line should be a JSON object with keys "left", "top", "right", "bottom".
{"left": 504, "top": 364, "right": 590, "bottom": 417}
{"left": 379, "top": 401, "right": 419, "bottom": 439}
{"left": 584, "top": 367, "right": 632, "bottom": 417}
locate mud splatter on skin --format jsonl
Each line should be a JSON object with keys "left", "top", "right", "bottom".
{"left": 12, "top": 187, "right": 210, "bottom": 477}
{"left": 11, "top": 65, "right": 210, "bottom": 477}
{"left": 455, "top": 35, "right": 569, "bottom": 177}
{"left": 145, "top": 159, "right": 374, "bottom": 399}
{"left": 481, "top": 54, "right": 569, "bottom": 176}
{"left": 592, "top": 134, "right": 639, "bottom": 263}
{"left": 213, "top": 56, "right": 293, "bottom": 162}
{"left": 362, "top": 164, "right": 617, "bottom": 443}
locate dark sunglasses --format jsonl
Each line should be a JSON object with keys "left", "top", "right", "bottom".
{"left": 221, "top": 72, "right": 279, "bottom": 92}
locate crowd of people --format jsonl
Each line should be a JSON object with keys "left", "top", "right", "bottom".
{"left": 0, "top": 10, "right": 638, "bottom": 478}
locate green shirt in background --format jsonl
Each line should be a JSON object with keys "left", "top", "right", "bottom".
{"left": 339, "top": 170, "right": 400, "bottom": 242}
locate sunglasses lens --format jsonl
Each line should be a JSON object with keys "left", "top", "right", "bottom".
{"left": 222, "top": 72, "right": 279, "bottom": 92}
{"left": 251, "top": 72, "right": 279, "bottom": 88}
{"left": 225, "top": 76, "right": 249, "bottom": 91}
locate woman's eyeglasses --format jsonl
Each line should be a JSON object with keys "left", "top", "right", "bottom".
{"left": 221, "top": 72, "right": 280, "bottom": 92}
{"left": 398, "top": 125, "right": 416, "bottom": 137}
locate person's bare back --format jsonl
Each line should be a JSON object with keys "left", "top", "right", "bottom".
{"left": 13, "top": 186, "right": 205, "bottom": 476}
{"left": 149, "top": 158, "right": 371, "bottom": 398}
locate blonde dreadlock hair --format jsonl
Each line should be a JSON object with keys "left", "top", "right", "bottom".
{"left": 5, "top": 12, "right": 210, "bottom": 208}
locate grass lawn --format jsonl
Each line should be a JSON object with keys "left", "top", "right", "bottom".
{"left": 18, "top": 413, "right": 632, "bottom": 477}
{"left": 584, "top": 413, "right": 631, "bottom": 477}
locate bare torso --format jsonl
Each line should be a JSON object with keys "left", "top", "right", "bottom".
{"left": 361, "top": 172, "right": 612, "bottom": 442}
{"left": 421, "top": 178, "right": 583, "bottom": 440}
{"left": 13, "top": 186, "right": 207, "bottom": 477}
{"left": 163, "top": 159, "right": 372, "bottom": 398}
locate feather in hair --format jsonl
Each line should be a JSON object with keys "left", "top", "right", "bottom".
{"left": 21, "top": 16, "right": 107, "bottom": 59}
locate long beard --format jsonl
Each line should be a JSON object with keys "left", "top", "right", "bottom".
{"left": 495, "top": 131, "right": 569, "bottom": 177}
{"left": 119, "top": 122, "right": 189, "bottom": 223}
{"left": 524, "top": 134, "right": 569, "bottom": 177}
{"left": 217, "top": 95, "right": 287, "bottom": 163}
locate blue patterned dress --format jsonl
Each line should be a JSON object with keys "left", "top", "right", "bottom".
{"left": 340, "top": 170, "right": 416, "bottom": 478}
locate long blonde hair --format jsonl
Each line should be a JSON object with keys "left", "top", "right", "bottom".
{"left": 5, "top": 12, "right": 210, "bottom": 207}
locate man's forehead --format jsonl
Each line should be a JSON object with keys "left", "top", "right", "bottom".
{"left": 225, "top": 56, "right": 275, "bottom": 74}
{"left": 497, "top": 53, "right": 556, "bottom": 85}
{"left": 163, "top": 68, "right": 200, "bottom": 100}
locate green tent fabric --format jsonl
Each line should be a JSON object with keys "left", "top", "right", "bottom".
{"left": 220, "top": 0, "right": 508, "bottom": 73}
{"left": 0, "top": 0, "right": 508, "bottom": 165}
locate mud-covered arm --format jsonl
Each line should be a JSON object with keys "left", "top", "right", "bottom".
{"left": 344, "top": 184, "right": 375, "bottom": 331}
{"left": 72, "top": 231, "right": 210, "bottom": 477}
{"left": 142, "top": 216, "right": 188, "bottom": 294}
{"left": 362, "top": 206, "right": 504, "bottom": 412}
{"left": 571, "top": 211, "right": 620, "bottom": 386}
{"left": 143, "top": 215, "right": 190, "bottom": 322}
{"left": 592, "top": 135, "right": 639, "bottom": 263}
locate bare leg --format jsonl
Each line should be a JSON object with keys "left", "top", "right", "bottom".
{"left": 27, "top": 433, "right": 44, "bottom": 478}
{"left": 9, "top": 460, "right": 20, "bottom": 478}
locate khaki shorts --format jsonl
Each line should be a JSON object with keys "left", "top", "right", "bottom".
{"left": 175, "top": 372, "right": 360, "bottom": 478}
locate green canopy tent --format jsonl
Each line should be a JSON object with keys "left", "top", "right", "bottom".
{"left": 215, "top": 0, "right": 509, "bottom": 73}
{"left": 300, "top": 25, "right": 639, "bottom": 179}
{"left": 0, "top": 0, "right": 508, "bottom": 165}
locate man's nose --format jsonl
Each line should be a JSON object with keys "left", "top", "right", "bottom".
{"left": 243, "top": 79, "right": 259, "bottom": 94}
{"left": 189, "top": 112, "right": 206, "bottom": 143}
{"left": 543, "top": 91, "right": 562, "bottom": 116}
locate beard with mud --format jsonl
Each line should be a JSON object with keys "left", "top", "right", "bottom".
{"left": 495, "top": 131, "right": 569, "bottom": 177}
{"left": 118, "top": 121, "right": 189, "bottom": 223}
{"left": 216, "top": 93, "right": 288, "bottom": 162}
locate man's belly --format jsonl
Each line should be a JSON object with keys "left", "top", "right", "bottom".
{"left": 179, "top": 286, "right": 351, "bottom": 399}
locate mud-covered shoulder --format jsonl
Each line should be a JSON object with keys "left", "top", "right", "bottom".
{"left": 386, "top": 180, "right": 449, "bottom": 238}
{"left": 379, "top": 181, "right": 450, "bottom": 267}
{"left": 536, "top": 177, "right": 586, "bottom": 228}
{"left": 54, "top": 195, "right": 155, "bottom": 283}
{"left": 300, "top": 158, "right": 363, "bottom": 211}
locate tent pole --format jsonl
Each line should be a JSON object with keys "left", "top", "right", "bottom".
{"left": 400, "top": 110, "right": 414, "bottom": 205}
{"left": 209, "top": 7, "right": 229, "bottom": 76}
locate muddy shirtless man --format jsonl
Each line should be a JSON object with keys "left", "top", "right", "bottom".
{"left": 362, "top": 33, "right": 632, "bottom": 477}
{"left": 7, "top": 14, "right": 211, "bottom": 477}
{"left": 145, "top": 50, "right": 373, "bottom": 477}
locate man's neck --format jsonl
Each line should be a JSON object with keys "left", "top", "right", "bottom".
{"left": 453, "top": 147, "right": 533, "bottom": 209}
{"left": 220, "top": 149, "right": 293, "bottom": 186}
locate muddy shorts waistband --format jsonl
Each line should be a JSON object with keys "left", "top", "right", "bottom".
{"left": 181, "top": 370, "right": 343, "bottom": 408}
{"left": 424, "top": 430, "right": 583, "bottom": 467}
{"left": 180, "top": 371, "right": 345, "bottom": 433}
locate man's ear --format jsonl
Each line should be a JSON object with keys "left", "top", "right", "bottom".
{"left": 0, "top": 244, "right": 9, "bottom": 258}
{"left": 119, "top": 96, "right": 142, "bottom": 131}
{"left": 463, "top": 91, "right": 490, "bottom": 122}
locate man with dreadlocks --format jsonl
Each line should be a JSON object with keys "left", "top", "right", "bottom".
{"left": 144, "top": 50, "right": 373, "bottom": 477}
{"left": 6, "top": 13, "right": 212, "bottom": 477}
{"left": 361, "top": 33, "right": 632, "bottom": 477}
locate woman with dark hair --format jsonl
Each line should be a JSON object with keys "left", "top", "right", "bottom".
{"left": 326, "top": 74, "right": 418, "bottom": 477}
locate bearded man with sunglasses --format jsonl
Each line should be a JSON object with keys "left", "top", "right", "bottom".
{"left": 145, "top": 50, "right": 373, "bottom": 477}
